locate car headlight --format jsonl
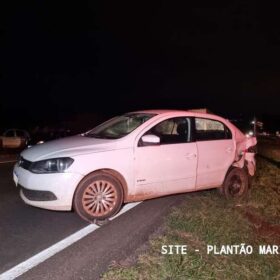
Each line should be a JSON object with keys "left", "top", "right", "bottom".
{"left": 30, "top": 157, "right": 74, "bottom": 174}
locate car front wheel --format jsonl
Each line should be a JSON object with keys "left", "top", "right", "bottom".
{"left": 222, "top": 168, "right": 249, "bottom": 199}
{"left": 74, "top": 172, "right": 123, "bottom": 223}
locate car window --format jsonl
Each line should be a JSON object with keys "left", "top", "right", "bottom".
{"left": 141, "top": 117, "right": 191, "bottom": 145}
{"left": 85, "top": 113, "right": 156, "bottom": 139}
{"left": 16, "top": 130, "right": 25, "bottom": 137}
{"left": 195, "top": 118, "right": 232, "bottom": 141}
{"left": 4, "top": 130, "right": 15, "bottom": 137}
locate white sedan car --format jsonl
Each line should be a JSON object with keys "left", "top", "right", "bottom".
{"left": 13, "top": 110, "right": 257, "bottom": 222}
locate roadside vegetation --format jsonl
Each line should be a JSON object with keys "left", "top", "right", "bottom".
{"left": 102, "top": 144, "right": 280, "bottom": 280}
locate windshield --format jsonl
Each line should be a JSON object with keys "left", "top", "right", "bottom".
{"left": 85, "top": 113, "right": 156, "bottom": 139}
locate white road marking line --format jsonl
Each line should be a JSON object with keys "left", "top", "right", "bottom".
{"left": 114, "top": 201, "right": 142, "bottom": 218}
{"left": 0, "top": 201, "right": 142, "bottom": 280}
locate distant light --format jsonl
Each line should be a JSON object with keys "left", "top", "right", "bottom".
{"left": 37, "top": 140, "right": 44, "bottom": 144}
{"left": 246, "top": 131, "right": 254, "bottom": 137}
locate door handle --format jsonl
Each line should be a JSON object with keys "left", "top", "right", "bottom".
{"left": 186, "top": 153, "right": 197, "bottom": 159}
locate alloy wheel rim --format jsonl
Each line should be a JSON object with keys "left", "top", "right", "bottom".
{"left": 229, "top": 175, "right": 244, "bottom": 196}
{"left": 82, "top": 180, "right": 117, "bottom": 217}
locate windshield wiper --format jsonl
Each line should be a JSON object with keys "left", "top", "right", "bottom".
{"left": 84, "top": 133, "right": 104, "bottom": 138}
{"left": 84, "top": 133, "right": 117, "bottom": 139}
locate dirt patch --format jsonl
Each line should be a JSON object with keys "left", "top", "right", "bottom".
{"left": 243, "top": 210, "right": 280, "bottom": 241}
{"left": 272, "top": 187, "right": 280, "bottom": 195}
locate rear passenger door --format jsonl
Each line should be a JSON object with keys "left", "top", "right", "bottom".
{"left": 195, "top": 117, "right": 234, "bottom": 189}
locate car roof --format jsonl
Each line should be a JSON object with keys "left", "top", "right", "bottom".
{"left": 131, "top": 109, "right": 216, "bottom": 119}
{"left": 132, "top": 109, "right": 188, "bottom": 115}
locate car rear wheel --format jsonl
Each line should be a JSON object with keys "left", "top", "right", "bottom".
{"left": 222, "top": 168, "right": 249, "bottom": 199}
{"left": 74, "top": 172, "right": 123, "bottom": 223}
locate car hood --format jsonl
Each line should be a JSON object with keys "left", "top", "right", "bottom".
{"left": 21, "top": 135, "right": 122, "bottom": 161}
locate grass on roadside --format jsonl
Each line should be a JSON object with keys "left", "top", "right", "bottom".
{"left": 102, "top": 158, "right": 280, "bottom": 280}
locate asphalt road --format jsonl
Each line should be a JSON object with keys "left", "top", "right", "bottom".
{"left": 0, "top": 162, "right": 186, "bottom": 279}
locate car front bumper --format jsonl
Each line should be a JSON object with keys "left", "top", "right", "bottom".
{"left": 13, "top": 164, "right": 83, "bottom": 211}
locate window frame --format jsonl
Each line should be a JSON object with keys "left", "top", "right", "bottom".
{"left": 138, "top": 116, "right": 194, "bottom": 146}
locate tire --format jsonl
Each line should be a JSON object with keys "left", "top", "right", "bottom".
{"left": 74, "top": 172, "right": 124, "bottom": 223}
{"left": 222, "top": 168, "right": 249, "bottom": 199}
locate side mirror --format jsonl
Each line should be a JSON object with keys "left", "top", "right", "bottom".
{"left": 141, "top": 134, "right": 160, "bottom": 145}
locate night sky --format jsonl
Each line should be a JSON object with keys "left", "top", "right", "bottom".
{"left": 1, "top": 1, "right": 280, "bottom": 129}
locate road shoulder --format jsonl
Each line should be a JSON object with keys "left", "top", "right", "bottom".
{"left": 20, "top": 195, "right": 186, "bottom": 280}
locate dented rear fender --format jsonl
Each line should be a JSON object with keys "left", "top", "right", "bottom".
{"left": 233, "top": 136, "right": 257, "bottom": 176}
